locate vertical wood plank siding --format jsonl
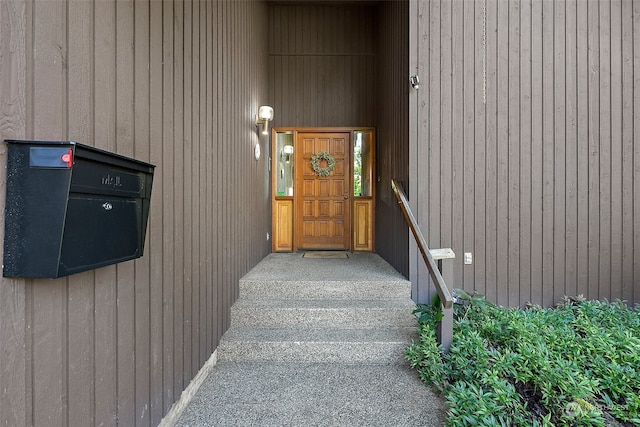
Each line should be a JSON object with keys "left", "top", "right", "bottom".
{"left": 376, "top": 1, "right": 410, "bottom": 279}
{"left": 0, "top": 1, "right": 270, "bottom": 425}
{"left": 268, "top": 4, "right": 376, "bottom": 127}
{"left": 411, "top": 0, "right": 640, "bottom": 308}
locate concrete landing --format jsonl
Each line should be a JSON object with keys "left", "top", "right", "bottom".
{"left": 174, "top": 362, "right": 446, "bottom": 427}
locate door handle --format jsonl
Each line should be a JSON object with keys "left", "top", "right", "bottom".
{"left": 344, "top": 194, "right": 349, "bottom": 199}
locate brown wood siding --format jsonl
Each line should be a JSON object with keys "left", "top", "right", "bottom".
{"left": 375, "top": 1, "right": 410, "bottom": 279}
{"left": 268, "top": 3, "right": 376, "bottom": 128}
{"left": 410, "top": 0, "right": 640, "bottom": 308}
{"left": 0, "top": 1, "right": 270, "bottom": 425}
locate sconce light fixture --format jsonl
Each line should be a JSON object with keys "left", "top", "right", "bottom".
{"left": 255, "top": 105, "right": 274, "bottom": 135}
{"left": 281, "top": 145, "right": 294, "bottom": 163}
{"left": 409, "top": 75, "right": 420, "bottom": 90}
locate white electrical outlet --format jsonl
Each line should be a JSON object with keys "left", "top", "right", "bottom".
{"left": 464, "top": 252, "right": 473, "bottom": 265}
{"left": 266, "top": 232, "right": 270, "bottom": 241}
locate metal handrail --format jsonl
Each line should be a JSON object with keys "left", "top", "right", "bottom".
{"left": 391, "top": 179, "right": 454, "bottom": 309}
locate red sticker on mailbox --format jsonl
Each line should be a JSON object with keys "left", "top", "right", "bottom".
{"left": 61, "top": 149, "right": 73, "bottom": 168}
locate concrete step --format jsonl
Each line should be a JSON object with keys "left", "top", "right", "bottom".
{"left": 173, "top": 253, "right": 448, "bottom": 426}
{"left": 218, "top": 327, "right": 417, "bottom": 363}
{"left": 230, "top": 298, "right": 417, "bottom": 328}
{"left": 239, "top": 279, "right": 412, "bottom": 300}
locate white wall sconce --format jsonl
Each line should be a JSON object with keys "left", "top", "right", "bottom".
{"left": 256, "top": 105, "right": 274, "bottom": 135}
{"left": 281, "top": 144, "right": 294, "bottom": 163}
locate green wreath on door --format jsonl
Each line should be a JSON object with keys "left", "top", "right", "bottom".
{"left": 310, "top": 151, "right": 336, "bottom": 177}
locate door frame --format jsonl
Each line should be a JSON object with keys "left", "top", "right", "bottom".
{"left": 271, "top": 127, "right": 376, "bottom": 253}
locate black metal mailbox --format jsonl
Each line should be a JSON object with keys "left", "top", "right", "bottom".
{"left": 3, "top": 140, "right": 155, "bottom": 278}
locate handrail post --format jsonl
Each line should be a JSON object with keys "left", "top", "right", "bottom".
{"left": 437, "top": 308, "right": 453, "bottom": 353}
{"left": 391, "top": 179, "right": 454, "bottom": 353}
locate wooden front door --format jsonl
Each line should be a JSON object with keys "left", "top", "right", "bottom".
{"left": 295, "top": 132, "right": 351, "bottom": 250}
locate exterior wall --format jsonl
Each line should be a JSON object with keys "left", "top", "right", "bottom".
{"left": 268, "top": 3, "right": 376, "bottom": 127}
{"left": 267, "top": 1, "right": 411, "bottom": 277}
{"left": 410, "top": 0, "right": 640, "bottom": 308}
{"left": 0, "top": 1, "right": 270, "bottom": 425}
{"left": 375, "top": 1, "right": 410, "bottom": 278}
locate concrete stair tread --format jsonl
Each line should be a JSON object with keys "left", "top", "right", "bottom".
{"left": 239, "top": 280, "right": 411, "bottom": 299}
{"left": 241, "top": 279, "right": 411, "bottom": 286}
{"left": 231, "top": 298, "right": 416, "bottom": 309}
{"left": 218, "top": 328, "right": 414, "bottom": 363}
{"left": 221, "top": 326, "right": 417, "bottom": 343}
{"left": 240, "top": 252, "right": 411, "bottom": 282}
{"left": 230, "top": 298, "right": 417, "bottom": 328}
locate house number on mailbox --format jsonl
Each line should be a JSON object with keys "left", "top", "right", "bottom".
{"left": 101, "top": 174, "right": 122, "bottom": 187}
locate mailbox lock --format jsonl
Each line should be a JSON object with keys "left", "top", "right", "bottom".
{"left": 102, "top": 202, "right": 113, "bottom": 211}
{"left": 61, "top": 149, "right": 73, "bottom": 168}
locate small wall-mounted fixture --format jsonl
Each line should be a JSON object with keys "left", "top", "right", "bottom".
{"left": 254, "top": 142, "right": 261, "bottom": 160}
{"left": 409, "top": 75, "right": 420, "bottom": 90}
{"left": 281, "top": 144, "right": 294, "bottom": 163}
{"left": 255, "top": 105, "right": 274, "bottom": 135}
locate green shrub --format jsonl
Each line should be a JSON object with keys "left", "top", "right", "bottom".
{"left": 405, "top": 302, "right": 446, "bottom": 390}
{"left": 406, "top": 293, "right": 640, "bottom": 426}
